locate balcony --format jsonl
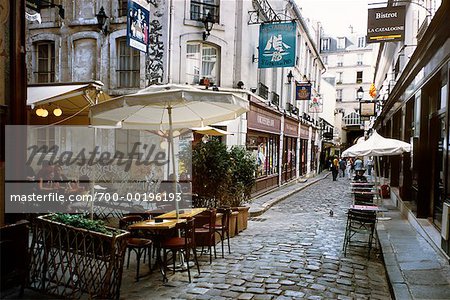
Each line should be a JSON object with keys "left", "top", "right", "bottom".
{"left": 343, "top": 112, "right": 363, "bottom": 127}
{"left": 190, "top": 1, "right": 220, "bottom": 23}
{"left": 258, "top": 82, "right": 269, "bottom": 100}
{"left": 271, "top": 92, "right": 279, "bottom": 107}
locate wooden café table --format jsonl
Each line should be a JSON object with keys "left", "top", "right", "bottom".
{"left": 128, "top": 218, "right": 186, "bottom": 282}
{"left": 154, "top": 208, "right": 207, "bottom": 219}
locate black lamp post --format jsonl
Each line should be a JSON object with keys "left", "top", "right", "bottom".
{"left": 202, "top": 12, "right": 214, "bottom": 41}
{"left": 96, "top": 6, "right": 109, "bottom": 35}
{"left": 287, "top": 70, "right": 294, "bottom": 84}
{"left": 356, "top": 86, "right": 364, "bottom": 101}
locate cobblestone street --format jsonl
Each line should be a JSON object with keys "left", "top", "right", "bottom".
{"left": 121, "top": 177, "right": 392, "bottom": 299}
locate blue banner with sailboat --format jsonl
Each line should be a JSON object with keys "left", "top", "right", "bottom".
{"left": 258, "top": 22, "right": 296, "bottom": 68}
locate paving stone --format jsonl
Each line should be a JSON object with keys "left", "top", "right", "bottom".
{"left": 284, "top": 290, "right": 306, "bottom": 297}
{"left": 310, "top": 283, "right": 326, "bottom": 291}
{"left": 238, "top": 293, "right": 255, "bottom": 300}
{"left": 246, "top": 287, "right": 265, "bottom": 294}
{"left": 119, "top": 178, "right": 392, "bottom": 300}
{"left": 267, "top": 289, "right": 283, "bottom": 295}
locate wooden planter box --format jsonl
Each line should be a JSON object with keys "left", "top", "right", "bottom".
{"left": 233, "top": 206, "right": 250, "bottom": 233}
{"left": 229, "top": 211, "right": 239, "bottom": 238}
{"left": 29, "top": 215, "right": 129, "bottom": 300}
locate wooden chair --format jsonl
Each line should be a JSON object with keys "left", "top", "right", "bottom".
{"left": 194, "top": 208, "right": 217, "bottom": 263}
{"left": 119, "top": 215, "right": 153, "bottom": 281}
{"left": 343, "top": 209, "right": 377, "bottom": 258}
{"left": 204, "top": 208, "right": 231, "bottom": 257}
{"left": 161, "top": 218, "right": 200, "bottom": 282}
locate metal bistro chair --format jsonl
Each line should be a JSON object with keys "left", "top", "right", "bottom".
{"left": 119, "top": 215, "right": 153, "bottom": 281}
{"left": 353, "top": 192, "right": 375, "bottom": 205}
{"left": 161, "top": 218, "right": 200, "bottom": 282}
{"left": 343, "top": 209, "right": 377, "bottom": 258}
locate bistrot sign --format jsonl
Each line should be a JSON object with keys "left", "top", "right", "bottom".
{"left": 367, "top": 6, "right": 405, "bottom": 43}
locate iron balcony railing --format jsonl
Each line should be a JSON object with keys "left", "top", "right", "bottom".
{"left": 271, "top": 92, "right": 279, "bottom": 107}
{"left": 258, "top": 82, "right": 269, "bottom": 100}
{"left": 190, "top": 0, "right": 219, "bottom": 23}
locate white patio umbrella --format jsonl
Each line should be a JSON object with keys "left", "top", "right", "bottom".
{"left": 342, "top": 131, "right": 411, "bottom": 219}
{"left": 90, "top": 84, "right": 249, "bottom": 218}
{"left": 342, "top": 131, "right": 411, "bottom": 157}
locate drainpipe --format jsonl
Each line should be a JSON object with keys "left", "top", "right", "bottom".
{"left": 167, "top": 0, "right": 174, "bottom": 83}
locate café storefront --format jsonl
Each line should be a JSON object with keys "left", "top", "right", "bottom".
{"left": 300, "top": 124, "right": 309, "bottom": 175}
{"left": 247, "top": 97, "right": 282, "bottom": 195}
{"left": 282, "top": 116, "right": 298, "bottom": 183}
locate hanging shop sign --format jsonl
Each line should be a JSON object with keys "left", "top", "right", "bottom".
{"left": 360, "top": 101, "right": 376, "bottom": 117}
{"left": 367, "top": 6, "right": 405, "bottom": 43}
{"left": 127, "top": 0, "right": 150, "bottom": 53}
{"left": 308, "top": 94, "right": 323, "bottom": 113}
{"left": 258, "top": 22, "right": 296, "bottom": 69}
{"left": 296, "top": 82, "right": 312, "bottom": 101}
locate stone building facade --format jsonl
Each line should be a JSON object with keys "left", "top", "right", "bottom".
{"left": 25, "top": 0, "right": 326, "bottom": 195}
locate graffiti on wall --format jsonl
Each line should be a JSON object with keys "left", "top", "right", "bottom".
{"left": 145, "top": 0, "right": 165, "bottom": 86}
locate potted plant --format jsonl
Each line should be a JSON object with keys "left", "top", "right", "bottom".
{"left": 192, "top": 141, "right": 256, "bottom": 236}
{"left": 228, "top": 146, "right": 256, "bottom": 233}
{"left": 29, "top": 213, "right": 129, "bottom": 300}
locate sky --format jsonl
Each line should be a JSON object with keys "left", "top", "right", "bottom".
{"left": 296, "top": 0, "right": 372, "bottom": 35}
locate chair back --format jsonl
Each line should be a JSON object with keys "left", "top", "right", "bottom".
{"left": 348, "top": 209, "right": 376, "bottom": 225}
{"left": 196, "top": 208, "right": 217, "bottom": 231}
{"left": 119, "top": 215, "right": 144, "bottom": 230}
{"left": 354, "top": 193, "right": 374, "bottom": 205}
{"left": 217, "top": 208, "right": 231, "bottom": 230}
{"left": 177, "top": 218, "right": 196, "bottom": 248}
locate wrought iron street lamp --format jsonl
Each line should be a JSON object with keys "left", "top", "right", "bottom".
{"left": 287, "top": 70, "right": 294, "bottom": 84}
{"left": 96, "top": 6, "right": 109, "bottom": 35}
{"left": 202, "top": 13, "right": 215, "bottom": 41}
{"left": 356, "top": 86, "right": 364, "bottom": 101}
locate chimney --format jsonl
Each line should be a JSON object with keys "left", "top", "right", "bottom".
{"left": 349, "top": 25, "right": 354, "bottom": 34}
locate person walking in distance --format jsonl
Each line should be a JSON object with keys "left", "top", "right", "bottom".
{"left": 339, "top": 157, "right": 346, "bottom": 177}
{"left": 346, "top": 158, "right": 352, "bottom": 179}
{"left": 332, "top": 156, "right": 339, "bottom": 181}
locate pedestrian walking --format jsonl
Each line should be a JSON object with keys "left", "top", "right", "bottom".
{"left": 339, "top": 158, "right": 346, "bottom": 177}
{"left": 332, "top": 156, "right": 339, "bottom": 181}
{"left": 354, "top": 157, "right": 363, "bottom": 171}
{"left": 346, "top": 159, "right": 352, "bottom": 179}
{"left": 367, "top": 157, "right": 374, "bottom": 176}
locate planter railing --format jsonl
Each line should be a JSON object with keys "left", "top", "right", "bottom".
{"left": 29, "top": 215, "right": 129, "bottom": 299}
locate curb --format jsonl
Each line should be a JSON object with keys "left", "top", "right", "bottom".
{"left": 249, "top": 172, "right": 331, "bottom": 217}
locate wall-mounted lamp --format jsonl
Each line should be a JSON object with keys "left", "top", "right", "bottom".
{"left": 96, "top": 6, "right": 109, "bottom": 35}
{"left": 202, "top": 12, "right": 214, "bottom": 41}
{"left": 237, "top": 81, "right": 244, "bottom": 89}
{"left": 356, "top": 86, "right": 364, "bottom": 101}
{"left": 287, "top": 70, "right": 294, "bottom": 84}
{"left": 53, "top": 107, "right": 63, "bottom": 117}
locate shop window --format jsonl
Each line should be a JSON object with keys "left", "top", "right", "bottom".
{"left": 115, "top": 129, "right": 141, "bottom": 158}
{"left": 356, "top": 71, "right": 363, "bottom": 83}
{"left": 118, "top": 0, "right": 128, "bottom": 17}
{"left": 247, "top": 135, "right": 279, "bottom": 178}
{"left": 190, "top": 0, "right": 219, "bottom": 22}
{"left": 186, "top": 42, "right": 219, "bottom": 86}
{"left": 34, "top": 41, "right": 55, "bottom": 83}
{"left": 117, "top": 38, "right": 140, "bottom": 88}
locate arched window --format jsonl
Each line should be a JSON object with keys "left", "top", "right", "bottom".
{"left": 186, "top": 42, "right": 219, "bottom": 86}
{"left": 116, "top": 38, "right": 140, "bottom": 88}
{"left": 33, "top": 41, "right": 55, "bottom": 83}
{"left": 343, "top": 112, "right": 362, "bottom": 126}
